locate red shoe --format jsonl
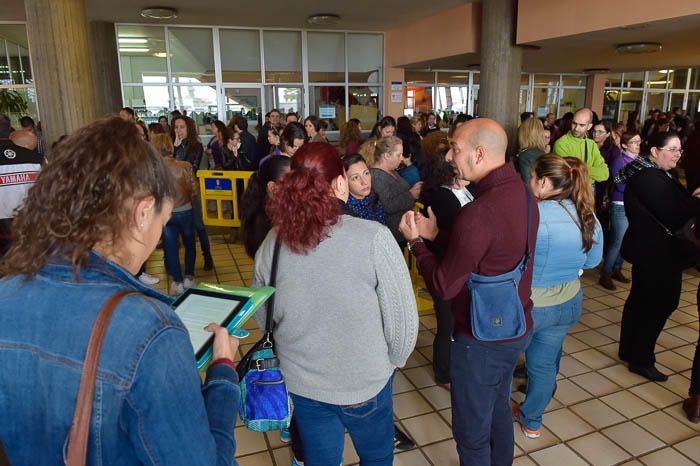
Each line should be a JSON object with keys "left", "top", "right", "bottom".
{"left": 512, "top": 404, "right": 541, "bottom": 439}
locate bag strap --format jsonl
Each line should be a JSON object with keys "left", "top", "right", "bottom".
{"left": 264, "top": 238, "right": 282, "bottom": 335}
{"left": 558, "top": 200, "right": 582, "bottom": 231}
{"left": 523, "top": 185, "right": 532, "bottom": 266}
{"left": 583, "top": 139, "right": 588, "bottom": 164}
{"left": 66, "top": 290, "right": 136, "bottom": 466}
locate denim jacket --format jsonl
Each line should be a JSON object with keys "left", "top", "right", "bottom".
{"left": 0, "top": 253, "right": 240, "bottom": 465}
{"left": 532, "top": 199, "right": 604, "bottom": 288}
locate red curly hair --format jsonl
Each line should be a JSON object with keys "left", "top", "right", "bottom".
{"left": 266, "top": 142, "right": 344, "bottom": 254}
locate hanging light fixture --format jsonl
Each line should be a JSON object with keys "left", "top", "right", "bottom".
{"left": 307, "top": 14, "right": 341, "bottom": 25}
{"left": 616, "top": 42, "right": 662, "bottom": 54}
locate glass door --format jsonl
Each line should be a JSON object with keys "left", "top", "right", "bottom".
{"left": 222, "top": 86, "right": 262, "bottom": 137}
{"left": 265, "top": 86, "right": 303, "bottom": 117}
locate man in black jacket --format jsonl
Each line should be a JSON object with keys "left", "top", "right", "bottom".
{"left": 232, "top": 116, "right": 258, "bottom": 168}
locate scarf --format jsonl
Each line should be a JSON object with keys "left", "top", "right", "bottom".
{"left": 613, "top": 155, "right": 658, "bottom": 184}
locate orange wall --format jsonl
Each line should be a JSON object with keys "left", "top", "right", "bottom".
{"left": 517, "top": 0, "right": 700, "bottom": 43}
{"left": 385, "top": 3, "right": 480, "bottom": 68}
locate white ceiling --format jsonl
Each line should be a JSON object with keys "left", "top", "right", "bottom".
{"left": 1, "top": 0, "right": 474, "bottom": 31}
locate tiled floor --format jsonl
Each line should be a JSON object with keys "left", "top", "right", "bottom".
{"left": 145, "top": 234, "right": 700, "bottom": 466}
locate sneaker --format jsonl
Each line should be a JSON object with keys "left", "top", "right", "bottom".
{"left": 512, "top": 404, "right": 541, "bottom": 439}
{"left": 170, "top": 281, "right": 185, "bottom": 296}
{"left": 279, "top": 427, "right": 291, "bottom": 443}
{"left": 394, "top": 425, "right": 415, "bottom": 450}
{"left": 138, "top": 272, "right": 160, "bottom": 285}
{"left": 183, "top": 276, "right": 196, "bottom": 289}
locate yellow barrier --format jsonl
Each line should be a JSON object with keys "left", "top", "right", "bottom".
{"left": 198, "top": 170, "right": 254, "bottom": 227}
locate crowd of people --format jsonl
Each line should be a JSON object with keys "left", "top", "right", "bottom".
{"left": 0, "top": 101, "right": 700, "bottom": 466}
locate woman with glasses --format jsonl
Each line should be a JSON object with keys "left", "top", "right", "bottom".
{"left": 616, "top": 132, "right": 700, "bottom": 382}
{"left": 598, "top": 132, "right": 640, "bottom": 290}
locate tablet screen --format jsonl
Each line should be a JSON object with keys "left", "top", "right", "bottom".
{"left": 173, "top": 289, "right": 247, "bottom": 360}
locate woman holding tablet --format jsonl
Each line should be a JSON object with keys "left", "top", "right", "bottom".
{"left": 253, "top": 142, "right": 419, "bottom": 466}
{"left": 0, "top": 117, "right": 242, "bottom": 465}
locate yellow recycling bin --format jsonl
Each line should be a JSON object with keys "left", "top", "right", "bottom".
{"left": 198, "top": 170, "right": 254, "bottom": 227}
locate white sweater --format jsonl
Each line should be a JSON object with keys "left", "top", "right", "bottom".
{"left": 252, "top": 215, "right": 418, "bottom": 405}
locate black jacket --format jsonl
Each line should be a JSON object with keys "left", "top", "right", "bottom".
{"left": 622, "top": 166, "right": 700, "bottom": 266}
{"left": 239, "top": 130, "right": 258, "bottom": 168}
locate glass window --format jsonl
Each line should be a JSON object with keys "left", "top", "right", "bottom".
{"left": 310, "top": 86, "right": 345, "bottom": 130}
{"left": 1, "top": 87, "right": 39, "bottom": 127}
{"left": 405, "top": 70, "right": 434, "bottom": 85}
{"left": 534, "top": 74, "right": 559, "bottom": 87}
{"left": 603, "top": 90, "right": 620, "bottom": 121}
{"left": 308, "top": 32, "right": 345, "bottom": 83}
{"left": 604, "top": 73, "right": 622, "bottom": 88}
{"left": 621, "top": 72, "right": 644, "bottom": 88}
{"left": 436, "top": 86, "right": 468, "bottom": 117}
{"left": 437, "top": 72, "right": 468, "bottom": 86}
{"left": 645, "top": 70, "right": 668, "bottom": 89}
{"left": 471, "top": 86, "right": 479, "bottom": 116}
{"left": 122, "top": 85, "right": 171, "bottom": 120}
{"left": 172, "top": 85, "right": 218, "bottom": 134}
{"left": 472, "top": 71, "right": 480, "bottom": 85}
{"left": 349, "top": 86, "right": 381, "bottom": 130}
{"left": 519, "top": 87, "right": 528, "bottom": 115}
{"left": 117, "top": 25, "right": 167, "bottom": 83}
{"left": 532, "top": 87, "right": 558, "bottom": 117}
{"left": 687, "top": 92, "right": 700, "bottom": 123}
{"left": 220, "top": 29, "right": 261, "bottom": 82}
{"left": 690, "top": 68, "right": 700, "bottom": 91}
{"left": 0, "top": 24, "right": 32, "bottom": 85}
{"left": 405, "top": 86, "right": 433, "bottom": 114}
{"left": 620, "top": 90, "right": 643, "bottom": 126}
{"left": 559, "top": 88, "right": 585, "bottom": 115}
{"left": 347, "top": 34, "right": 382, "bottom": 83}
{"left": 669, "top": 68, "right": 689, "bottom": 90}
{"left": 263, "top": 31, "right": 302, "bottom": 83}
{"left": 223, "top": 87, "right": 261, "bottom": 137}
{"left": 266, "top": 86, "right": 302, "bottom": 115}
{"left": 169, "top": 28, "right": 215, "bottom": 84}
{"left": 562, "top": 75, "right": 586, "bottom": 87}
{"left": 520, "top": 74, "right": 530, "bottom": 86}
{"left": 669, "top": 92, "right": 684, "bottom": 110}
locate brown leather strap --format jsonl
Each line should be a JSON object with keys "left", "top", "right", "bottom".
{"left": 66, "top": 290, "right": 135, "bottom": 466}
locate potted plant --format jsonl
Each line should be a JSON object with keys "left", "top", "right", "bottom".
{"left": 0, "top": 88, "right": 29, "bottom": 117}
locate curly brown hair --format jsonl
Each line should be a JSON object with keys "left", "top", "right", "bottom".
{"left": 0, "top": 117, "right": 176, "bottom": 278}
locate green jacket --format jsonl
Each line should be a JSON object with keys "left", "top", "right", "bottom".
{"left": 553, "top": 132, "right": 609, "bottom": 182}
{"left": 515, "top": 147, "right": 546, "bottom": 184}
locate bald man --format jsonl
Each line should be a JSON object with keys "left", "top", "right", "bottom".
{"left": 400, "top": 119, "right": 539, "bottom": 466}
{"left": 9, "top": 130, "right": 38, "bottom": 151}
{"left": 553, "top": 108, "right": 609, "bottom": 182}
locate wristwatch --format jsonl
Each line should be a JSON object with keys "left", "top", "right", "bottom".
{"left": 407, "top": 236, "right": 424, "bottom": 253}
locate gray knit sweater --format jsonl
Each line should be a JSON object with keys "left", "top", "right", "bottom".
{"left": 252, "top": 215, "right": 418, "bottom": 405}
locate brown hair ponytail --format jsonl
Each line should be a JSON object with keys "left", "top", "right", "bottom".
{"left": 532, "top": 155, "right": 597, "bottom": 251}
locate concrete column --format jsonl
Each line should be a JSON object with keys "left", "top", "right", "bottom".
{"left": 479, "top": 0, "right": 522, "bottom": 155}
{"left": 89, "top": 22, "right": 123, "bottom": 118}
{"left": 585, "top": 74, "right": 606, "bottom": 118}
{"left": 25, "top": 0, "right": 97, "bottom": 145}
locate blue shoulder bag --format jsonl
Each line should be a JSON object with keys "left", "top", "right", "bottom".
{"left": 237, "top": 239, "right": 292, "bottom": 432}
{"left": 467, "top": 186, "right": 532, "bottom": 341}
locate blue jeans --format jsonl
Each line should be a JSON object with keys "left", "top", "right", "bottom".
{"left": 519, "top": 290, "right": 583, "bottom": 430}
{"left": 602, "top": 203, "right": 628, "bottom": 274}
{"left": 451, "top": 332, "right": 532, "bottom": 466}
{"left": 192, "top": 195, "right": 212, "bottom": 256}
{"left": 163, "top": 209, "right": 196, "bottom": 282}
{"left": 290, "top": 376, "right": 394, "bottom": 466}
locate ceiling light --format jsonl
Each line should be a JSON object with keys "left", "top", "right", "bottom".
{"left": 140, "top": 7, "right": 178, "bottom": 20}
{"left": 616, "top": 42, "right": 662, "bottom": 54}
{"left": 658, "top": 69, "right": 671, "bottom": 74}
{"left": 307, "top": 14, "right": 341, "bottom": 25}
{"left": 153, "top": 52, "right": 167, "bottom": 58}
{"left": 119, "top": 48, "right": 149, "bottom": 53}
{"left": 118, "top": 38, "right": 148, "bottom": 44}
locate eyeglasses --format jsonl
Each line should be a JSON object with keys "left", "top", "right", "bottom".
{"left": 659, "top": 147, "right": 684, "bottom": 154}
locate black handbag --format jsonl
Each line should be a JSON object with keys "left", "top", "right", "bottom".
{"left": 642, "top": 204, "right": 700, "bottom": 265}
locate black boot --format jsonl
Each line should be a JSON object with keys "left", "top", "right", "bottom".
{"left": 203, "top": 252, "right": 214, "bottom": 271}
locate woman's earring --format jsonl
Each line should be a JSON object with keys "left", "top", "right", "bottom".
{"left": 139, "top": 223, "right": 145, "bottom": 231}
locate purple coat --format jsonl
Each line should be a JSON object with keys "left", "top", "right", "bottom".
{"left": 610, "top": 151, "right": 637, "bottom": 202}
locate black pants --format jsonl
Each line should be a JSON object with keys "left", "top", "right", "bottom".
{"left": 690, "top": 284, "right": 700, "bottom": 395}
{"left": 431, "top": 291, "right": 453, "bottom": 384}
{"left": 619, "top": 261, "right": 683, "bottom": 367}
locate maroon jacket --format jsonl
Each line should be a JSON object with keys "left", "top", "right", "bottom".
{"left": 412, "top": 162, "right": 539, "bottom": 341}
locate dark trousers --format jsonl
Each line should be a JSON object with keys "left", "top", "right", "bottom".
{"left": 619, "top": 261, "right": 683, "bottom": 367}
{"left": 431, "top": 291, "right": 453, "bottom": 384}
{"left": 451, "top": 332, "right": 532, "bottom": 466}
{"left": 690, "top": 285, "right": 700, "bottom": 395}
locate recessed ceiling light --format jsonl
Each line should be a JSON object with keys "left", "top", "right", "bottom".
{"left": 616, "top": 42, "right": 662, "bottom": 54}
{"left": 658, "top": 69, "right": 671, "bottom": 73}
{"left": 307, "top": 14, "right": 341, "bottom": 25}
{"left": 140, "top": 7, "right": 178, "bottom": 20}
{"left": 153, "top": 52, "right": 168, "bottom": 58}
{"left": 119, "top": 48, "right": 150, "bottom": 53}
